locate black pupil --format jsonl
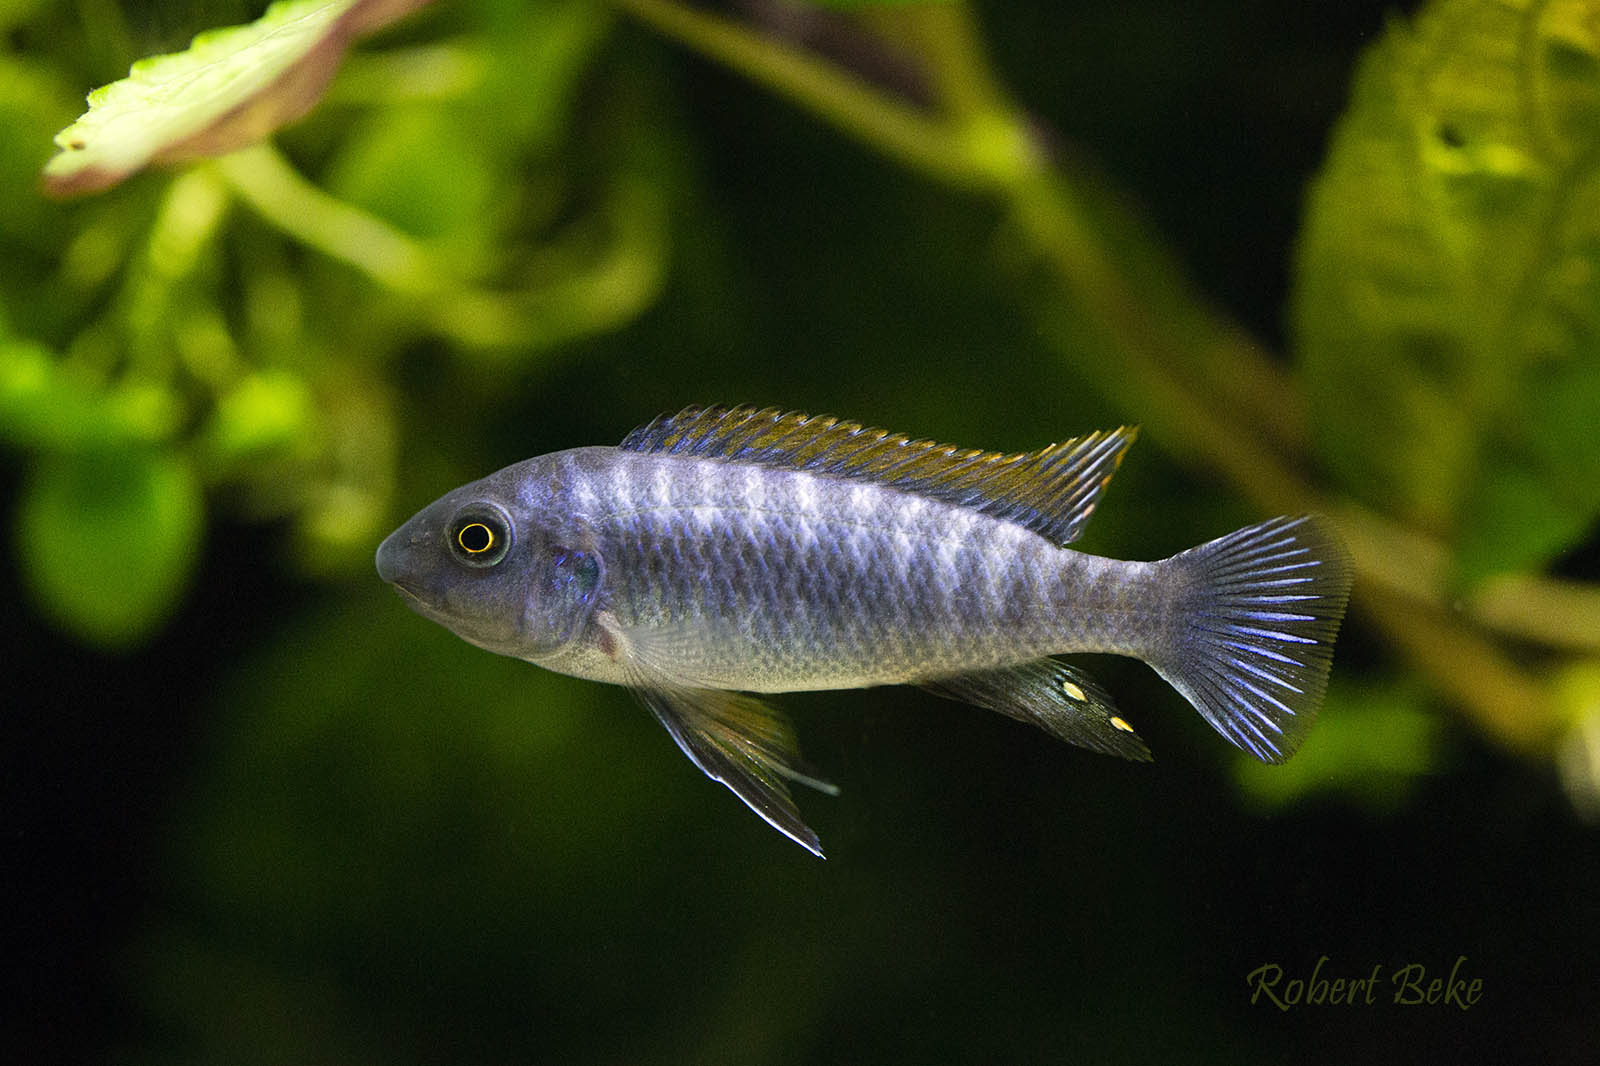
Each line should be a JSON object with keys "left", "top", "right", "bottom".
{"left": 458, "top": 522, "right": 495, "bottom": 554}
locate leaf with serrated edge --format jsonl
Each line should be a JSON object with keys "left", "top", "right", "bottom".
{"left": 1293, "top": 0, "right": 1600, "bottom": 584}
{"left": 41, "top": 0, "right": 434, "bottom": 197}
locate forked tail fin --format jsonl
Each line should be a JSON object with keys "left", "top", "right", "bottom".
{"left": 1150, "top": 515, "right": 1354, "bottom": 763}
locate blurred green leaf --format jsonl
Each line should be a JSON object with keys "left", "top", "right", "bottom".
{"left": 475, "top": 0, "right": 614, "bottom": 157}
{"left": 16, "top": 447, "right": 203, "bottom": 648}
{"left": 0, "top": 339, "right": 181, "bottom": 449}
{"left": 1293, "top": 0, "right": 1600, "bottom": 586}
{"left": 201, "top": 368, "right": 318, "bottom": 466}
{"left": 0, "top": 0, "right": 48, "bottom": 30}
{"left": 288, "top": 367, "right": 394, "bottom": 572}
{"left": 1554, "top": 660, "right": 1600, "bottom": 819}
{"left": 325, "top": 105, "right": 497, "bottom": 251}
{"left": 0, "top": 54, "right": 75, "bottom": 243}
{"left": 40, "top": 0, "right": 436, "bottom": 197}
{"left": 1233, "top": 678, "right": 1445, "bottom": 813}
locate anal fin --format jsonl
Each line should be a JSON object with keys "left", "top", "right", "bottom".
{"left": 921, "top": 659, "right": 1152, "bottom": 761}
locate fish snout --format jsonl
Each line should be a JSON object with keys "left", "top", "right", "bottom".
{"left": 375, "top": 525, "right": 428, "bottom": 586}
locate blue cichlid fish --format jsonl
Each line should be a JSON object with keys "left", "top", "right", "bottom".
{"left": 376, "top": 405, "right": 1353, "bottom": 856}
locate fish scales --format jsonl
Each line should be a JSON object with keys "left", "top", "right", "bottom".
{"left": 378, "top": 404, "right": 1353, "bottom": 856}
{"left": 570, "top": 448, "right": 1141, "bottom": 691}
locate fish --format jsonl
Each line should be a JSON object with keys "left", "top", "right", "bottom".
{"left": 376, "top": 404, "right": 1354, "bottom": 856}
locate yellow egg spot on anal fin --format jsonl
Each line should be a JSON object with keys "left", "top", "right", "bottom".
{"left": 1060, "top": 679, "right": 1087, "bottom": 701}
{"left": 1109, "top": 715, "right": 1134, "bottom": 733}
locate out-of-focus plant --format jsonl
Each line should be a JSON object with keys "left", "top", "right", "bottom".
{"left": 39, "top": 0, "right": 438, "bottom": 196}
{"left": 2, "top": 0, "right": 664, "bottom": 645}
{"left": 3, "top": 0, "right": 1597, "bottom": 809}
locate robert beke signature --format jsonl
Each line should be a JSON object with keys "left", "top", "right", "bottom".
{"left": 1246, "top": 955, "right": 1483, "bottom": 1011}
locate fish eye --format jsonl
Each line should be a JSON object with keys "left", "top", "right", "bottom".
{"left": 458, "top": 523, "right": 494, "bottom": 553}
{"left": 447, "top": 504, "right": 513, "bottom": 568}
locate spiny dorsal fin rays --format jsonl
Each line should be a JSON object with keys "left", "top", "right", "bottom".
{"left": 621, "top": 405, "right": 1137, "bottom": 546}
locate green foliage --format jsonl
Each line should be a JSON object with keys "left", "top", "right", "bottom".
{"left": 3, "top": 0, "right": 663, "bottom": 646}
{"left": 41, "top": 0, "right": 436, "bottom": 196}
{"left": 1232, "top": 678, "right": 1445, "bottom": 814}
{"left": 17, "top": 446, "right": 202, "bottom": 648}
{"left": 201, "top": 369, "right": 317, "bottom": 464}
{"left": 326, "top": 107, "right": 495, "bottom": 243}
{"left": 0, "top": 339, "right": 180, "bottom": 448}
{"left": 1, "top": 338, "right": 200, "bottom": 647}
{"left": 1294, "top": 0, "right": 1600, "bottom": 587}
{"left": 1554, "top": 659, "right": 1600, "bottom": 818}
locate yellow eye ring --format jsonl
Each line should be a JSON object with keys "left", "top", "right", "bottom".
{"left": 457, "top": 521, "right": 495, "bottom": 554}
{"left": 447, "top": 503, "right": 512, "bottom": 567}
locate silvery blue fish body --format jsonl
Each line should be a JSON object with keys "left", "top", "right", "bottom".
{"left": 377, "top": 405, "right": 1353, "bottom": 855}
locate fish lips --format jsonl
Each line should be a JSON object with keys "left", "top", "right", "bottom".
{"left": 375, "top": 523, "right": 449, "bottom": 617}
{"left": 376, "top": 533, "right": 415, "bottom": 595}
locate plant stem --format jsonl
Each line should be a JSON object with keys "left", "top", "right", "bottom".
{"left": 217, "top": 142, "right": 665, "bottom": 354}
{"left": 614, "top": 0, "right": 985, "bottom": 188}
{"left": 1361, "top": 585, "right": 1558, "bottom": 754}
{"left": 214, "top": 143, "right": 440, "bottom": 296}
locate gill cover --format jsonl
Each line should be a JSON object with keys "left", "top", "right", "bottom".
{"left": 525, "top": 545, "right": 604, "bottom": 654}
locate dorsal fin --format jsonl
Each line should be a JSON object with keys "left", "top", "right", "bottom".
{"left": 619, "top": 405, "right": 1136, "bottom": 545}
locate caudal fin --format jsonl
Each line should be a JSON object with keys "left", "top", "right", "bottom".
{"left": 1150, "top": 515, "right": 1354, "bottom": 763}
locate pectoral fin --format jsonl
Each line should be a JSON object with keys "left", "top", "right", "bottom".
{"left": 628, "top": 679, "right": 838, "bottom": 858}
{"left": 921, "top": 659, "right": 1152, "bottom": 761}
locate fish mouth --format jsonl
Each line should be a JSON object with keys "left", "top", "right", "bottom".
{"left": 387, "top": 580, "right": 426, "bottom": 605}
{"left": 384, "top": 580, "right": 458, "bottom": 630}
{"left": 375, "top": 526, "right": 430, "bottom": 586}
{"left": 388, "top": 576, "right": 438, "bottom": 611}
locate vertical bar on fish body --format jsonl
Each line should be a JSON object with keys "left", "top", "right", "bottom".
{"left": 580, "top": 448, "right": 1166, "bottom": 691}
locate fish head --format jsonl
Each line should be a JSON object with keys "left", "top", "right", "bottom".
{"left": 375, "top": 459, "right": 603, "bottom": 660}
